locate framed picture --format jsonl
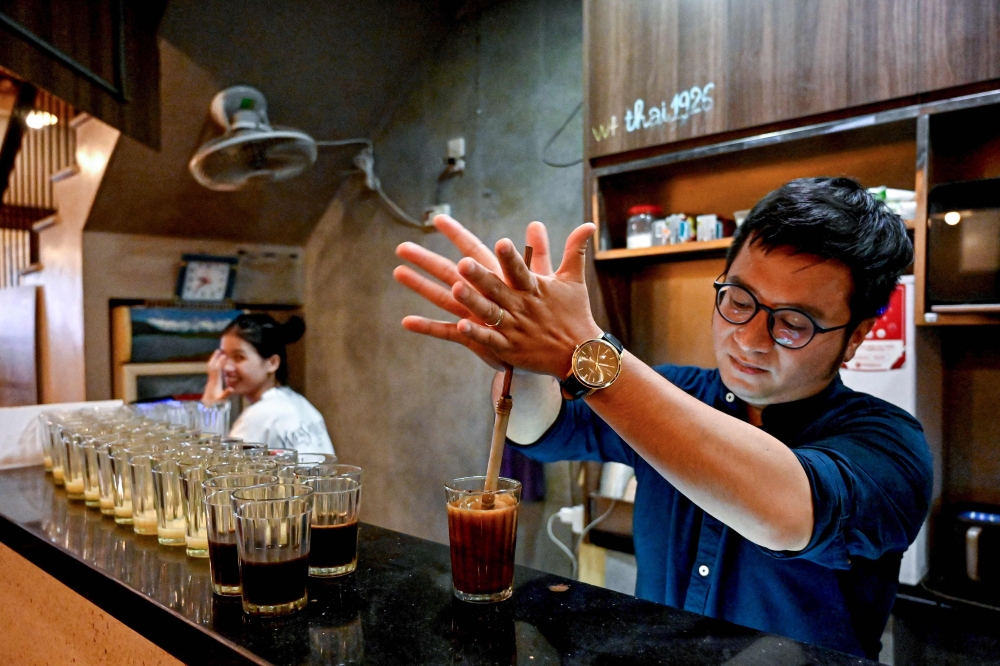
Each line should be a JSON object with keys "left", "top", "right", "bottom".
{"left": 175, "top": 254, "right": 238, "bottom": 302}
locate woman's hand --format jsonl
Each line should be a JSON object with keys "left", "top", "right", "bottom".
{"left": 201, "top": 350, "right": 234, "bottom": 406}
{"left": 451, "top": 223, "right": 602, "bottom": 379}
{"left": 394, "top": 214, "right": 554, "bottom": 371}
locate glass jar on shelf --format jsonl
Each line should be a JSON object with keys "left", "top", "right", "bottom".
{"left": 625, "top": 205, "right": 663, "bottom": 249}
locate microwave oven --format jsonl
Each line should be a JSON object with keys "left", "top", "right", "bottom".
{"left": 926, "top": 178, "right": 1000, "bottom": 314}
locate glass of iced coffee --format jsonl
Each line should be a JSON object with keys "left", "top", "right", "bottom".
{"left": 445, "top": 476, "right": 521, "bottom": 603}
{"left": 231, "top": 483, "right": 314, "bottom": 616}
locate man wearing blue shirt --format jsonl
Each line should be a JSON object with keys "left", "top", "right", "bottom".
{"left": 394, "top": 177, "right": 933, "bottom": 659}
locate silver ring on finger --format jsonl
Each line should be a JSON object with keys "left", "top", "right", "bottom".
{"left": 485, "top": 307, "right": 505, "bottom": 328}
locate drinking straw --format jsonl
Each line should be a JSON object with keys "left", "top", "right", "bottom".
{"left": 483, "top": 246, "right": 533, "bottom": 505}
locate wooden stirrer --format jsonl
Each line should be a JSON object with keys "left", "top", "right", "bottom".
{"left": 482, "top": 245, "right": 533, "bottom": 507}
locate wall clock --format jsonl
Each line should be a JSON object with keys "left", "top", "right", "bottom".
{"left": 175, "top": 254, "right": 238, "bottom": 302}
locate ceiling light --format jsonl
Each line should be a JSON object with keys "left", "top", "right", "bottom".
{"left": 944, "top": 211, "right": 961, "bottom": 225}
{"left": 25, "top": 110, "right": 58, "bottom": 129}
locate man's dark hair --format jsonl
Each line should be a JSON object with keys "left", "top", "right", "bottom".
{"left": 725, "top": 177, "right": 913, "bottom": 323}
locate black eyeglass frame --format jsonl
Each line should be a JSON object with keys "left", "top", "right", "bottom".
{"left": 712, "top": 280, "right": 852, "bottom": 349}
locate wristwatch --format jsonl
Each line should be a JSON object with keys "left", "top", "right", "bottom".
{"left": 559, "top": 331, "right": 624, "bottom": 400}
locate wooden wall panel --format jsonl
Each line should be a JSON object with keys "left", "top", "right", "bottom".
{"left": 0, "top": 1, "right": 166, "bottom": 149}
{"left": 846, "top": 0, "right": 920, "bottom": 102}
{"left": 586, "top": 0, "right": 1000, "bottom": 159}
{"left": 629, "top": 257, "right": 725, "bottom": 369}
{"left": 919, "top": 0, "right": 1000, "bottom": 92}
{"left": 0, "top": 285, "right": 38, "bottom": 406}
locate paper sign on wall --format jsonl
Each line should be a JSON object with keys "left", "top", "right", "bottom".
{"left": 842, "top": 283, "right": 906, "bottom": 372}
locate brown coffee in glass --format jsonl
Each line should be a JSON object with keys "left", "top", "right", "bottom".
{"left": 445, "top": 476, "right": 521, "bottom": 603}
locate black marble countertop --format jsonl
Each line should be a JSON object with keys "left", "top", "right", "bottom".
{"left": 0, "top": 466, "right": 873, "bottom": 666}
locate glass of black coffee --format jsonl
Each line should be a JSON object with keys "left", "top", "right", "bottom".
{"left": 231, "top": 483, "right": 315, "bottom": 616}
{"left": 203, "top": 474, "right": 278, "bottom": 596}
{"left": 297, "top": 465, "right": 363, "bottom": 578}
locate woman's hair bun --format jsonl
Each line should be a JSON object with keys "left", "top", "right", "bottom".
{"left": 281, "top": 315, "right": 306, "bottom": 344}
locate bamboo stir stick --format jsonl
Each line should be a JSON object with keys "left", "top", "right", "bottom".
{"left": 482, "top": 245, "right": 533, "bottom": 506}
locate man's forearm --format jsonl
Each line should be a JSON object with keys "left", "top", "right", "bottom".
{"left": 585, "top": 353, "right": 814, "bottom": 552}
{"left": 492, "top": 372, "right": 562, "bottom": 444}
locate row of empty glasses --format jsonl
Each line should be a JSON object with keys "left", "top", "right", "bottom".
{"left": 39, "top": 404, "right": 363, "bottom": 616}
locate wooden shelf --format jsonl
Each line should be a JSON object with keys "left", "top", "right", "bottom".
{"left": 917, "top": 312, "right": 1000, "bottom": 327}
{"left": 596, "top": 238, "right": 732, "bottom": 261}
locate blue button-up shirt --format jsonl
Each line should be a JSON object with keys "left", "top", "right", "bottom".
{"left": 516, "top": 364, "right": 933, "bottom": 659}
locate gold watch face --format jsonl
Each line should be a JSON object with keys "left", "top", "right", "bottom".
{"left": 573, "top": 339, "right": 621, "bottom": 389}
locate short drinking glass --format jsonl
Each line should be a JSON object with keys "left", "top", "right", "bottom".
{"left": 232, "top": 483, "right": 314, "bottom": 616}
{"left": 203, "top": 474, "right": 278, "bottom": 596}
{"left": 300, "top": 467, "right": 362, "bottom": 577}
{"left": 445, "top": 477, "right": 521, "bottom": 603}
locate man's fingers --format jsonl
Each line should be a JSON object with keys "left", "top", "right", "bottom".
{"left": 402, "top": 315, "right": 466, "bottom": 342}
{"left": 401, "top": 316, "right": 504, "bottom": 370}
{"left": 393, "top": 266, "right": 471, "bottom": 319}
{"left": 556, "top": 223, "right": 597, "bottom": 282}
{"left": 525, "top": 221, "right": 554, "bottom": 275}
{"left": 452, "top": 279, "right": 506, "bottom": 326}
{"left": 396, "top": 241, "right": 464, "bottom": 286}
{"left": 495, "top": 238, "right": 536, "bottom": 292}
{"left": 457, "top": 318, "right": 509, "bottom": 351}
{"left": 433, "top": 215, "right": 502, "bottom": 273}
{"left": 456, "top": 257, "right": 519, "bottom": 311}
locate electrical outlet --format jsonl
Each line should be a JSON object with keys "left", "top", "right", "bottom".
{"left": 445, "top": 137, "right": 466, "bottom": 174}
{"left": 424, "top": 203, "right": 452, "bottom": 223}
{"left": 447, "top": 137, "right": 465, "bottom": 160}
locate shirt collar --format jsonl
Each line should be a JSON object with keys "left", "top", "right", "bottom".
{"left": 712, "top": 371, "right": 847, "bottom": 443}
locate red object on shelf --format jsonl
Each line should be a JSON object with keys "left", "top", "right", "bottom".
{"left": 627, "top": 205, "right": 664, "bottom": 217}
{"left": 842, "top": 283, "right": 906, "bottom": 371}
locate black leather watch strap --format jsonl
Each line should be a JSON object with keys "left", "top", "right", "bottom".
{"left": 560, "top": 373, "right": 592, "bottom": 400}
{"left": 603, "top": 331, "right": 624, "bottom": 354}
{"left": 560, "top": 332, "right": 624, "bottom": 400}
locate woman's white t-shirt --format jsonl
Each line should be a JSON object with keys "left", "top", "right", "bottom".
{"left": 229, "top": 387, "right": 335, "bottom": 455}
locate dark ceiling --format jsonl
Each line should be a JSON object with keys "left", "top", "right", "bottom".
{"left": 85, "top": 0, "right": 473, "bottom": 243}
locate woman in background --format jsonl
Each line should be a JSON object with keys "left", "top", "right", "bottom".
{"left": 201, "top": 314, "right": 334, "bottom": 455}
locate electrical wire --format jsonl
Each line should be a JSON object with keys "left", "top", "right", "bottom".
{"left": 547, "top": 512, "right": 579, "bottom": 579}
{"left": 579, "top": 499, "right": 617, "bottom": 546}
{"left": 545, "top": 498, "right": 619, "bottom": 581}
{"left": 919, "top": 580, "right": 1000, "bottom": 612}
{"left": 541, "top": 101, "right": 584, "bottom": 168}
{"left": 314, "top": 138, "right": 373, "bottom": 148}
{"left": 316, "top": 139, "right": 431, "bottom": 229}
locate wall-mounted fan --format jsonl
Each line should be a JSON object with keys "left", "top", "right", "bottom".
{"left": 188, "top": 85, "right": 427, "bottom": 227}
{"left": 189, "top": 86, "right": 316, "bottom": 191}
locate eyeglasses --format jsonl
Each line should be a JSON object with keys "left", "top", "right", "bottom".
{"left": 713, "top": 280, "right": 850, "bottom": 349}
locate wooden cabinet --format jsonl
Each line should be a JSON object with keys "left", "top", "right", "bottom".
{"left": 585, "top": 0, "right": 1000, "bottom": 160}
{"left": 588, "top": 91, "right": 1000, "bottom": 358}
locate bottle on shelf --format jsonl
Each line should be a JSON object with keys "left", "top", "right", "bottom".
{"left": 626, "top": 205, "right": 663, "bottom": 249}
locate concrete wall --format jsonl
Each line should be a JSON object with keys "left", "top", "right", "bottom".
{"left": 304, "top": 0, "right": 584, "bottom": 574}
{"left": 82, "top": 232, "right": 302, "bottom": 401}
